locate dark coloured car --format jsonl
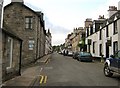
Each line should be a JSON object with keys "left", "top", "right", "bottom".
{"left": 73, "top": 51, "right": 80, "bottom": 59}
{"left": 104, "top": 50, "right": 120, "bottom": 77}
{"left": 77, "top": 52, "right": 93, "bottom": 62}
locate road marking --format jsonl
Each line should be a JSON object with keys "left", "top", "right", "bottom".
{"left": 46, "top": 58, "right": 51, "bottom": 65}
{"left": 44, "top": 76, "right": 47, "bottom": 83}
{"left": 40, "top": 68, "right": 43, "bottom": 73}
{"left": 39, "top": 75, "right": 48, "bottom": 84}
{"left": 40, "top": 75, "right": 44, "bottom": 84}
{"left": 46, "top": 60, "right": 49, "bottom": 64}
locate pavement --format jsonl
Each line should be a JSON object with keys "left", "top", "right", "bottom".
{"left": 1, "top": 54, "right": 51, "bottom": 87}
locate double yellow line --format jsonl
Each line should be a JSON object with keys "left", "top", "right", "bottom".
{"left": 40, "top": 75, "right": 47, "bottom": 84}
{"left": 45, "top": 59, "right": 50, "bottom": 65}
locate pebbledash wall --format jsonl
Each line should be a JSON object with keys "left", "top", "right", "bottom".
{"left": 3, "top": 1, "right": 46, "bottom": 66}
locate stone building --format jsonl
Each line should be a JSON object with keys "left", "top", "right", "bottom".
{"left": 3, "top": 0, "right": 46, "bottom": 66}
{"left": 65, "top": 33, "right": 72, "bottom": 52}
{"left": 71, "top": 27, "right": 85, "bottom": 52}
{"left": 0, "top": 0, "right": 3, "bottom": 86}
{"left": 45, "top": 29, "right": 52, "bottom": 55}
{"left": 2, "top": 27, "right": 22, "bottom": 82}
{"left": 65, "top": 27, "right": 85, "bottom": 52}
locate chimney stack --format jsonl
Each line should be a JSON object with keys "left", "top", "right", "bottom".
{"left": 108, "top": 6, "right": 117, "bottom": 17}
{"left": 84, "top": 18, "right": 92, "bottom": 28}
{"left": 11, "top": 0, "right": 24, "bottom": 3}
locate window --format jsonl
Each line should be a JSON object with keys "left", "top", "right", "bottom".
{"left": 115, "top": 51, "right": 120, "bottom": 58}
{"left": 113, "top": 41, "right": 118, "bottom": 54}
{"left": 118, "top": 51, "right": 120, "bottom": 58}
{"left": 106, "top": 26, "right": 109, "bottom": 37}
{"left": 6, "top": 37, "right": 13, "bottom": 69}
{"left": 113, "top": 21, "right": 118, "bottom": 34}
{"left": 25, "top": 16, "right": 33, "bottom": 29}
{"left": 99, "top": 44, "right": 102, "bottom": 56}
{"left": 28, "top": 40, "right": 34, "bottom": 50}
{"left": 90, "top": 27, "right": 93, "bottom": 35}
{"left": 93, "top": 42, "right": 95, "bottom": 53}
{"left": 99, "top": 29, "right": 102, "bottom": 40}
{"left": 87, "top": 28, "right": 89, "bottom": 37}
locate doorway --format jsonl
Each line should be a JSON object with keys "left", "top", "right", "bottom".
{"left": 106, "top": 43, "right": 109, "bottom": 58}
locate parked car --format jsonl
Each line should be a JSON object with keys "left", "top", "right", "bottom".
{"left": 67, "top": 51, "right": 73, "bottom": 56}
{"left": 103, "top": 50, "right": 120, "bottom": 77}
{"left": 77, "top": 52, "right": 93, "bottom": 62}
{"left": 73, "top": 51, "right": 80, "bottom": 59}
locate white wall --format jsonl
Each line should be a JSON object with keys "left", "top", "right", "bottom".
{"left": 118, "top": 19, "right": 120, "bottom": 50}
{"left": 86, "top": 18, "right": 119, "bottom": 58}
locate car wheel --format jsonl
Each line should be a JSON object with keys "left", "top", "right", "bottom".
{"left": 104, "top": 64, "right": 113, "bottom": 77}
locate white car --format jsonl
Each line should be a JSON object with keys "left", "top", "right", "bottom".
{"left": 68, "top": 51, "right": 73, "bottom": 56}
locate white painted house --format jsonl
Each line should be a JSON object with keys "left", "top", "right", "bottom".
{"left": 85, "top": 3, "right": 120, "bottom": 58}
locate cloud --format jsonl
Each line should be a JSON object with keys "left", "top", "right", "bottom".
{"left": 3, "top": 0, "right": 120, "bottom": 45}
{"left": 52, "top": 34, "right": 66, "bottom": 46}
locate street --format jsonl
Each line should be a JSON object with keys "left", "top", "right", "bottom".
{"left": 32, "top": 52, "right": 120, "bottom": 86}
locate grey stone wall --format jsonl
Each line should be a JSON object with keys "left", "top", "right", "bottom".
{"left": 4, "top": 3, "right": 39, "bottom": 66}
{"left": 2, "top": 32, "right": 21, "bottom": 82}
{"left": 0, "top": 0, "right": 3, "bottom": 28}
{"left": 4, "top": 2, "right": 46, "bottom": 66}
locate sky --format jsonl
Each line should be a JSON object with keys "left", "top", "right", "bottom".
{"left": 3, "top": 0, "right": 120, "bottom": 46}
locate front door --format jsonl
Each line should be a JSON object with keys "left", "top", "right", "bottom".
{"left": 106, "top": 43, "right": 109, "bottom": 58}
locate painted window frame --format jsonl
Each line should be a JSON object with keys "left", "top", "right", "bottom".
{"left": 6, "top": 37, "right": 13, "bottom": 70}
{"left": 113, "top": 41, "right": 118, "bottom": 55}
{"left": 28, "top": 40, "right": 34, "bottom": 50}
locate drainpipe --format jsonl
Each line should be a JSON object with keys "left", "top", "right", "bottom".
{"left": 19, "top": 40, "right": 22, "bottom": 75}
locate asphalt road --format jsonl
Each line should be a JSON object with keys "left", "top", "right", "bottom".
{"left": 33, "top": 52, "right": 120, "bottom": 87}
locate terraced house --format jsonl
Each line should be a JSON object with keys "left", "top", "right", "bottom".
{"left": 85, "top": 2, "right": 120, "bottom": 58}
{"left": 3, "top": 0, "right": 46, "bottom": 66}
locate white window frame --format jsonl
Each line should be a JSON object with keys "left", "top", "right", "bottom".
{"left": 28, "top": 40, "right": 34, "bottom": 50}
{"left": 6, "top": 37, "right": 13, "bottom": 70}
